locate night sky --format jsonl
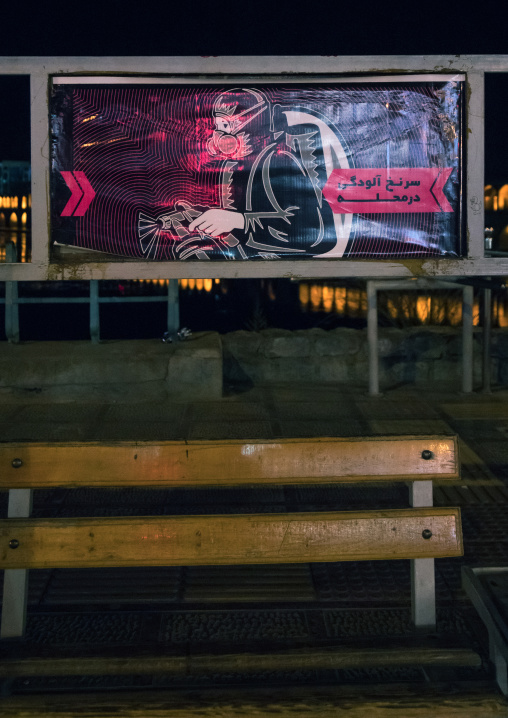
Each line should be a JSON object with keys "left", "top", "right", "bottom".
{"left": 1, "top": 2, "right": 507, "bottom": 180}
{"left": 1, "top": 1, "right": 506, "bottom": 57}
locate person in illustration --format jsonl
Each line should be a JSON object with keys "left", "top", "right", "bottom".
{"left": 138, "top": 88, "right": 353, "bottom": 260}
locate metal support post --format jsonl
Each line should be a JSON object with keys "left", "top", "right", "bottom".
{"left": 482, "top": 286, "right": 492, "bottom": 394}
{"left": 167, "top": 279, "right": 179, "bottom": 335}
{"left": 409, "top": 480, "right": 436, "bottom": 630}
{"left": 367, "top": 280, "right": 380, "bottom": 395}
{"left": 5, "top": 243, "right": 19, "bottom": 343}
{"left": 494, "top": 643, "right": 508, "bottom": 695}
{"left": 1, "top": 489, "right": 33, "bottom": 638}
{"left": 462, "top": 285, "right": 474, "bottom": 393}
{"left": 89, "top": 279, "right": 100, "bottom": 343}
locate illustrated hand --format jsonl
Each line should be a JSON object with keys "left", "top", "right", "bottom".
{"left": 188, "top": 209, "right": 245, "bottom": 237}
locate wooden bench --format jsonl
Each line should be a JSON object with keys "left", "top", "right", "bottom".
{"left": 0, "top": 435, "right": 469, "bottom": 685}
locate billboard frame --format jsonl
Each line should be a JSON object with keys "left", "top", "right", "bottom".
{"left": 0, "top": 55, "right": 503, "bottom": 280}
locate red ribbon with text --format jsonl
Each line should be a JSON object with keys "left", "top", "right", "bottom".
{"left": 323, "top": 168, "right": 453, "bottom": 214}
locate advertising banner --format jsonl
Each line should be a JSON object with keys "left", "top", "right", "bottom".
{"left": 50, "top": 76, "right": 464, "bottom": 261}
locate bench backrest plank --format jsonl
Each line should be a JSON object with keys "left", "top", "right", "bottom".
{"left": 0, "top": 436, "right": 459, "bottom": 488}
{"left": 0, "top": 508, "right": 463, "bottom": 569}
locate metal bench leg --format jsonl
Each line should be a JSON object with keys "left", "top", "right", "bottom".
{"left": 1, "top": 489, "right": 32, "bottom": 638}
{"left": 409, "top": 481, "right": 436, "bottom": 631}
{"left": 494, "top": 642, "right": 508, "bottom": 695}
{"left": 486, "top": 624, "right": 507, "bottom": 694}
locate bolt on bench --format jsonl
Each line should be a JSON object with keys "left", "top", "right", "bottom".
{"left": 0, "top": 436, "right": 471, "bottom": 680}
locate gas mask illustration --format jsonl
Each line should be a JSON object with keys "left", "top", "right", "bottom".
{"left": 206, "top": 88, "right": 267, "bottom": 159}
{"left": 207, "top": 129, "right": 248, "bottom": 158}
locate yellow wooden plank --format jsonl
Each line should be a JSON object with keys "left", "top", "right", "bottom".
{"left": 0, "top": 685, "right": 506, "bottom": 718}
{"left": 0, "top": 508, "right": 463, "bottom": 569}
{"left": 0, "top": 436, "right": 459, "bottom": 488}
{"left": 0, "top": 646, "right": 480, "bottom": 678}
{"left": 0, "top": 644, "right": 480, "bottom": 678}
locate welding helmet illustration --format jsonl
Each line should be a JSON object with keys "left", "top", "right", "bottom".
{"left": 207, "top": 88, "right": 268, "bottom": 159}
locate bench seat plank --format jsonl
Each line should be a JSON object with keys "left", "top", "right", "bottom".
{"left": 0, "top": 436, "right": 459, "bottom": 488}
{"left": 0, "top": 643, "right": 480, "bottom": 678}
{"left": 0, "top": 508, "right": 462, "bottom": 569}
{"left": 0, "top": 685, "right": 506, "bottom": 718}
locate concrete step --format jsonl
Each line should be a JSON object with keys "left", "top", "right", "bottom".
{"left": 0, "top": 334, "right": 222, "bottom": 402}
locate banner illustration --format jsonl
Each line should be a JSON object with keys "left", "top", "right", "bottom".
{"left": 50, "top": 79, "right": 463, "bottom": 261}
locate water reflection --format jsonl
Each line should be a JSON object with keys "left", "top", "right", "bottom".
{"left": 0, "top": 230, "right": 29, "bottom": 263}
{"left": 0, "top": 192, "right": 32, "bottom": 262}
{"left": 294, "top": 282, "right": 492, "bottom": 328}
{"left": 173, "top": 278, "right": 503, "bottom": 328}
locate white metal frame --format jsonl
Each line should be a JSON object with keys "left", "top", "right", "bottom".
{"left": 410, "top": 481, "right": 436, "bottom": 630}
{"left": 367, "top": 278, "right": 475, "bottom": 395}
{"left": 0, "top": 489, "right": 32, "bottom": 638}
{"left": 0, "top": 55, "right": 505, "bottom": 280}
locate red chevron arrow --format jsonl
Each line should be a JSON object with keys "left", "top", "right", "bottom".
{"left": 60, "top": 172, "right": 82, "bottom": 216}
{"left": 60, "top": 171, "right": 96, "bottom": 217}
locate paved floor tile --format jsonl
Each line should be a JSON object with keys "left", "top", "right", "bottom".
{"left": 25, "top": 612, "right": 144, "bottom": 645}
{"left": 368, "top": 419, "right": 454, "bottom": 435}
{"left": 457, "top": 440, "right": 504, "bottom": 485}
{"left": 188, "top": 420, "right": 274, "bottom": 440}
{"left": 163, "top": 486, "right": 286, "bottom": 505}
{"left": 222, "top": 386, "right": 270, "bottom": 402}
{"left": 435, "top": 484, "right": 508, "bottom": 506}
{"left": 182, "top": 565, "right": 315, "bottom": 602}
{"left": 0, "top": 404, "right": 24, "bottom": 422}
{"left": 406, "top": 386, "right": 508, "bottom": 403}
{"left": 473, "top": 440, "right": 508, "bottom": 466}
{"left": 159, "top": 609, "right": 311, "bottom": 643}
{"left": 93, "top": 422, "right": 186, "bottom": 441}
{"left": 275, "top": 420, "right": 367, "bottom": 438}
{"left": 15, "top": 404, "right": 104, "bottom": 423}
{"left": 42, "top": 567, "right": 182, "bottom": 604}
{"left": 103, "top": 402, "right": 187, "bottom": 423}
{"left": 268, "top": 384, "right": 355, "bottom": 403}
{"left": 0, "top": 422, "right": 94, "bottom": 442}
{"left": 441, "top": 403, "right": 508, "bottom": 419}
{"left": 188, "top": 402, "right": 270, "bottom": 421}
{"left": 460, "top": 504, "right": 508, "bottom": 543}
{"left": 274, "top": 402, "right": 361, "bottom": 420}
{"left": 448, "top": 419, "right": 508, "bottom": 441}
{"left": 356, "top": 400, "right": 440, "bottom": 420}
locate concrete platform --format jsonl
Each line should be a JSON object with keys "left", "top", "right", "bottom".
{"left": 0, "top": 333, "right": 223, "bottom": 404}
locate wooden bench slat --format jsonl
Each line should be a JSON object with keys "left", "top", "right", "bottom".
{"left": 0, "top": 644, "right": 480, "bottom": 678}
{"left": 0, "top": 508, "right": 463, "bottom": 569}
{"left": 0, "top": 684, "right": 506, "bottom": 718}
{"left": 0, "top": 436, "right": 459, "bottom": 488}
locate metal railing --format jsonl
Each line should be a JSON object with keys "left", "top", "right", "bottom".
{"left": 1, "top": 243, "right": 180, "bottom": 343}
{"left": 366, "top": 277, "right": 504, "bottom": 395}
{"left": 367, "top": 279, "right": 474, "bottom": 394}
